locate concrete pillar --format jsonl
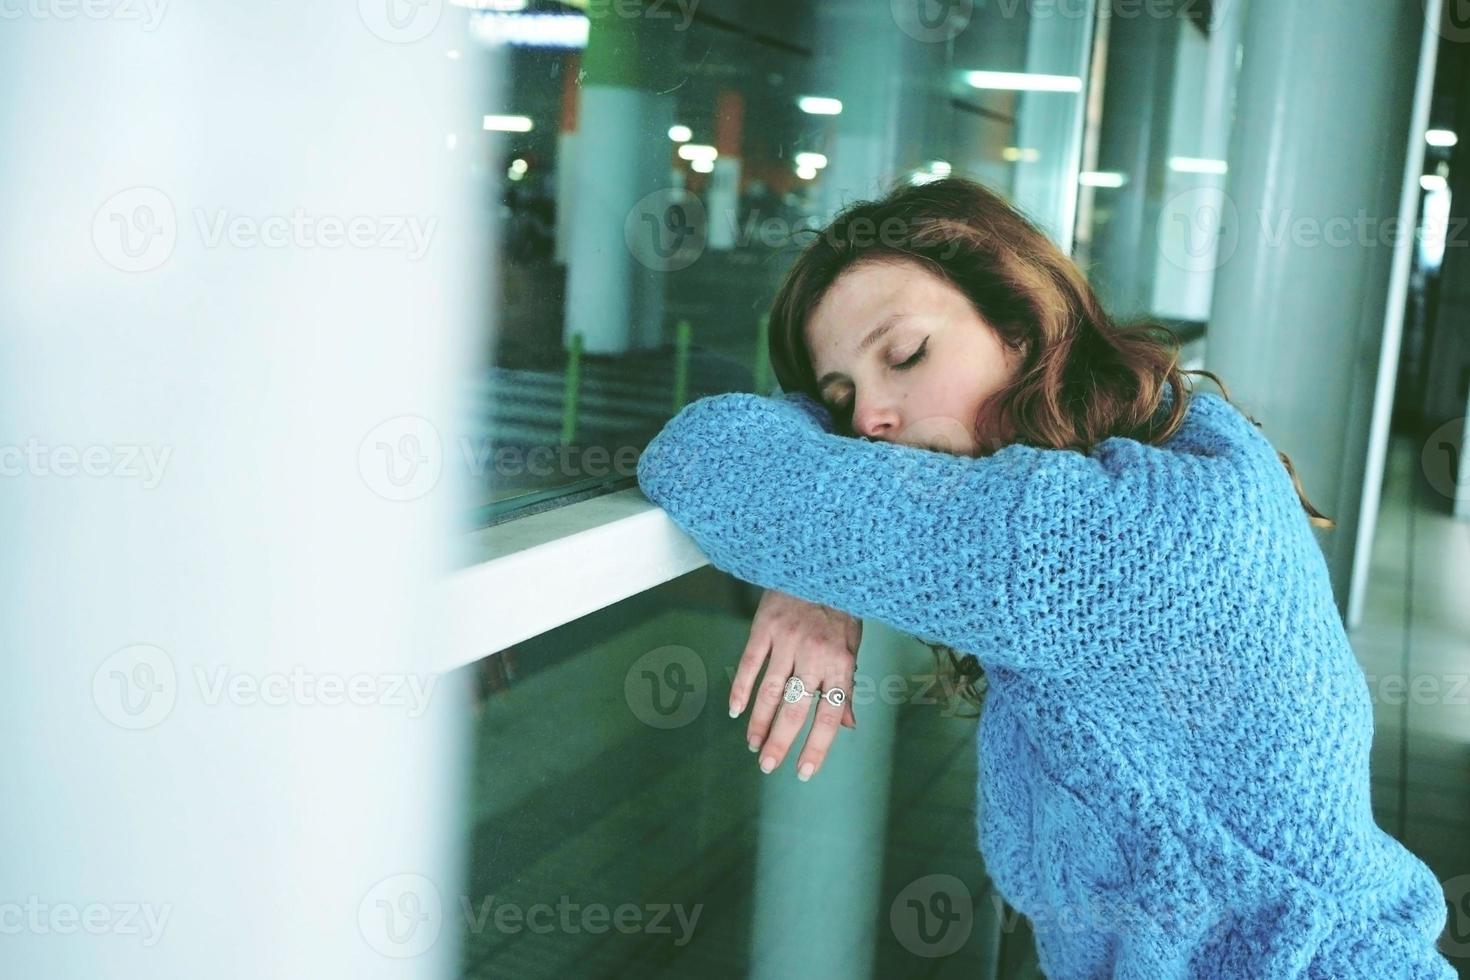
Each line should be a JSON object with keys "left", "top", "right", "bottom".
{"left": 563, "top": 5, "right": 685, "bottom": 354}
{"left": 746, "top": 624, "right": 905, "bottom": 980}
{"left": 1204, "top": 0, "right": 1432, "bottom": 619}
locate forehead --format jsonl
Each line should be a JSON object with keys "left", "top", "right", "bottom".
{"left": 805, "top": 261, "right": 933, "bottom": 370}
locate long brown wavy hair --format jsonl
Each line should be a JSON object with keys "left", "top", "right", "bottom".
{"left": 766, "top": 175, "right": 1333, "bottom": 719}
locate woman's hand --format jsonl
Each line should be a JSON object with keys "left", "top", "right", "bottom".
{"left": 730, "top": 588, "right": 861, "bottom": 782}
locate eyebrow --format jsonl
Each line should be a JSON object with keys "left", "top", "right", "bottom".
{"left": 815, "top": 314, "right": 908, "bottom": 390}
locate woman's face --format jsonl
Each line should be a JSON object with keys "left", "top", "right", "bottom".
{"left": 804, "top": 258, "right": 1024, "bottom": 456}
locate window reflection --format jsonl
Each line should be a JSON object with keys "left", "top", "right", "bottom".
{"left": 480, "top": 0, "right": 1096, "bottom": 523}
{"left": 1074, "top": 0, "right": 1239, "bottom": 339}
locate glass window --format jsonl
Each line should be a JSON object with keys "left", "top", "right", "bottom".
{"left": 1072, "top": 0, "right": 1241, "bottom": 343}
{"left": 461, "top": 564, "right": 1046, "bottom": 977}
{"left": 479, "top": 0, "right": 1097, "bottom": 524}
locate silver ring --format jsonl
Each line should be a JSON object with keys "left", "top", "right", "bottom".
{"left": 782, "top": 676, "right": 816, "bottom": 703}
{"left": 783, "top": 676, "right": 848, "bottom": 708}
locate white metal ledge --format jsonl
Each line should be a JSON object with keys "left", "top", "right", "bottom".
{"left": 441, "top": 487, "right": 709, "bottom": 671}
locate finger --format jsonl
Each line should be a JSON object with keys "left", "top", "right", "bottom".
{"left": 730, "top": 623, "right": 772, "bottom": 719}
{"left": 756, "top": 667, "right": 822, "bottom": 775}
{"left": 745, "top": 647, "right": 795, "bottom": 754}
{"left": 794, "top": 663, "right": 854, "bottom": 781}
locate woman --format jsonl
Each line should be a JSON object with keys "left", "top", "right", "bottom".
{"left": 634, "top": 176, "right": 1456, "bottom": 977}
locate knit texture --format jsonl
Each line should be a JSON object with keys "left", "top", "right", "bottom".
{"left": 635, "top": 383, "right": 1457, "bottom": 979}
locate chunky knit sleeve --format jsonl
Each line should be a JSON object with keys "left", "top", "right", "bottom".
{"left": 635, "top": 388, "right": 1282, "bottom": 675}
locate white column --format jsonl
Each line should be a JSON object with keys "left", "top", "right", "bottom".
{"left": 1205, "top": 0, "right": 1437, "bottom": 619}
{"left": 0, "top": 5, "right": 488, "bottom": 977}
{"left": 747, "top": 624, "right": 903, "bottom": 980}
{"left": 561, "top": 13, "right": 683, "bottom": 355}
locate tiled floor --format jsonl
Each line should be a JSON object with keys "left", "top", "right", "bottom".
{"left": 1354, "top": 429, "right": 1470, "bottom": 977}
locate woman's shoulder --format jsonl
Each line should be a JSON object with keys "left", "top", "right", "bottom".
{"left": 1003, "top": 386, "right": 1294, "bottom": 536}
{"left": 1154, "top": 389, "right": 1317, "bottom": 534}
{"left": 1160, "top": 388, "right": 1283, "bottom": 470}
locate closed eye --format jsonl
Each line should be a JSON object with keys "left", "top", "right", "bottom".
{"left": 825, "top": 338, "right": 928, "bottom": 414}
{"left": 895, "top": 339, "right": 927, "bottom": 371}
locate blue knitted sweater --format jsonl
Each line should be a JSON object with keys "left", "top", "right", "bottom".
{"left": 635, "top": 383, "right": 1457, "bottom": 979}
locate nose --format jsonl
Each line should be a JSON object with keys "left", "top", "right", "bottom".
{"left": 851, "top": 398, "right": 900, "bottom": 441}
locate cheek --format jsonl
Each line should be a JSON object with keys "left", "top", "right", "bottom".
{"left": 908, "top": 376, "right": 977, "bottom": 433}
{"left": 925, "top": 366, "right": 980, "bottom": 414}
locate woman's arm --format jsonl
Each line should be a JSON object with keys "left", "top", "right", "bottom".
{"left": 635, "top": 389, "right": 1273, "bottom": 675}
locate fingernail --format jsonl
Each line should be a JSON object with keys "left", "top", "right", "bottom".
{"left": 797, "top": 763, "right": 814, "bottom": 782}
{"left": 760, "top": 757, "right": 775, "bottom": 774}
{"left": 748, "top": 738, "right": 761, "bottom": 752}
{"left": 729, "top": 704, "right": 740, "bottom": 718}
